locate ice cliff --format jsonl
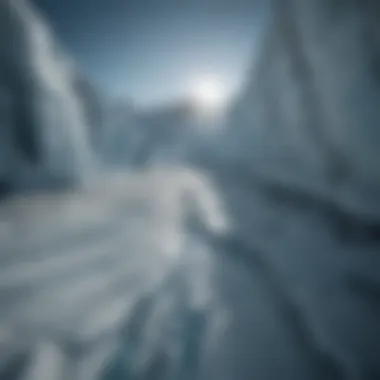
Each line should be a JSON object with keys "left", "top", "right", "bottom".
{"left": 0, "top": 0, "right": 98, "bottom": 192}
{"left": 225, "top": 0, "right": 380, "bottom": 221}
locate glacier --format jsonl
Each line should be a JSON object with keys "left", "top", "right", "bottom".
{"left": 0, "top": 0, "right": 380, "bottom": 379}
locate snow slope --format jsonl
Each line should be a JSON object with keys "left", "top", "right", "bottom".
{"left": 0, "top": 165, "right": 229, "bottom": 380}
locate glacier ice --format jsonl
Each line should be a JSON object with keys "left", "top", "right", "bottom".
{"left": 0, "top": 0, "right": 97, "bottom": 192}
{"left": 1, "top": 0, "right": 380, "bottom": 379}
{"left": 220, "top": 0, "right": 380, "bottom": 220}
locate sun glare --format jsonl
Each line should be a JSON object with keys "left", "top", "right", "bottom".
{"left": 192, "top": 77, "right": 226, "bottom": 111}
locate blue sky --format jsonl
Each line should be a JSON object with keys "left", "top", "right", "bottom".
{"left": 33, "top": 0, "right": 262, "bottom": 106}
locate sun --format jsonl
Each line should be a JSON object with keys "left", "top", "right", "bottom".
{"left": 192, "top": 77, "right": 226, "bottom": 111}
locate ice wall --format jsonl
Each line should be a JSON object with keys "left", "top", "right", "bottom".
{"left": 0, "top": 0, "right": 97, "bottom": 191}
{"left": 226, "top": 0, "right": 380, "bottom": 220}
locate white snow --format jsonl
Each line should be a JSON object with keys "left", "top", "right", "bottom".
{"left": 1, "top": 0, "right": 380, "bottom": 379}
{"left": 0, "top": 165, "right": 229, "bottom": 379}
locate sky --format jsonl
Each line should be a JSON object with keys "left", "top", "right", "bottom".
{"left": 32, "top": 0, "right": 262, "bottom": 107}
